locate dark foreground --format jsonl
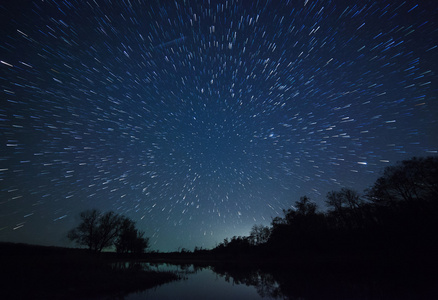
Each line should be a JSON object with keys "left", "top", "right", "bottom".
{"left": 0, "top": 243, "right": 179, "bottom": 299}
{"left": 2, "top": 242, "right": 438, "bottom": 299}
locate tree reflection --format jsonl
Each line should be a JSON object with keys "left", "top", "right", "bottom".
{"left": 210, "top": 266, "right": 286, "bottom": 299}
{"left": 206, "top": 261, "right": 435, "bottom": 300}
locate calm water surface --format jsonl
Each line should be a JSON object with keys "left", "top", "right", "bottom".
{"left": 115, "top": 261, "right": 436, "bottom": 300}
{"left": 125, "top": 263, "right": 277, "bottom": 300}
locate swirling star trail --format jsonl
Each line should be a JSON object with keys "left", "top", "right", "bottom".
{"left": 1, "top": 0, "right": 437, "bottom": 251}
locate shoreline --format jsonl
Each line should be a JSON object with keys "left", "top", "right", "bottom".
{"left": 0, "top": 242, "right": 179, "bottom": 299}
{"left": 2, "top": 242, "right": 437, "bottom": 299}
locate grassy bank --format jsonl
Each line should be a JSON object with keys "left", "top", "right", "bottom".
{"left": 1, "top": 242, "right": 179, "bottom": 299}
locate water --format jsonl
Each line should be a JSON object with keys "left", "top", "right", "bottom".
{"left": 125, "top": 263, "right": 274, "bottom": 300}
{"left": 115, "top": 261, "right": 436, "bottom": 300}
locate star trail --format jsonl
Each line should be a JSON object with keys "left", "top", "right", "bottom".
{"left": 1, "top": 0, "right": 437, "bottom": 251}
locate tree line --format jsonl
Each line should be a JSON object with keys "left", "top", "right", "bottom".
{"left": 211, "top": 156, "right": 438, "bottom": 259}
{"left": 68, "top": 156, "right": 437, "bottom": 258}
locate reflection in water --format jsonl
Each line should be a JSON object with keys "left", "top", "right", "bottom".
{"left": 211, "top": 267, "right": 283, "bottom": 299}
{"left": 126, "top": 263, "right": 267, "bottom": 300}
{"left": 122, "top": 262, "right": 436, "bottom": 300}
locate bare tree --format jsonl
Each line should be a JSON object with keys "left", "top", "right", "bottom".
{"left": 95, "top": 211, "right": 123, "bottom": 252}
{"left": 325, "top": 188, "right": 363, "bottom": 229}
{"left": 68, "top": 209, "right": 101, "bottom": 252}
{"left": 115, "top": 217, "right": 150, "bottom": 254}
{"left": 366, "top": 156, "right": 438, "bottom": 205}
{"left": 326, "top": 188, "right": 363, "bottom": 211}
{"left": 68, "top": 209, "right": 148, "bottom": 253}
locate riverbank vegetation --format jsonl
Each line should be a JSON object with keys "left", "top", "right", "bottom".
{"left": 208, "top": 156, "right": 438, "bottom": 264}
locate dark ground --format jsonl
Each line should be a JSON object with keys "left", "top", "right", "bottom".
{"left": 2, "top": 242, "right": 437, "bottom": 299}
{"left": 0, "top": 242, "right": 179, "bottom": 299}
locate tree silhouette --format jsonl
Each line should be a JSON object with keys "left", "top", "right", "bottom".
{"left": 366, "top": 156, "right": 438, "bottom": 205}
{"left": 326, "top": 188, "right": 362, "bottom": 211}
{"left": 325, "top": 188, "right": 364, "bottom": 229}
{"left": 68, "top": 209, "right": 149, "bottom": 253}
{"left": 67, "top": 209, "right": 102, "bottom": 252}
{"left": 115, "top": 217, "right": 149, "bottom": 254}
{"left": 95, "top": 211, "right": 124, "bottom": 252}
{"left": 249, "top": 225, "right": 271, "bottom": 245}
{"left": 295, "top": 195, "right": 317, "bottom": 216}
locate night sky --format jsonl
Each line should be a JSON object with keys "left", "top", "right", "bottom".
{"left": 1, "top": 0, "right": 437, "bottom": 252}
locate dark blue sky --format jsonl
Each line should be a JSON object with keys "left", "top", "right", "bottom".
{"left": 1, "top": 0, "right": 437, "bottom": 252}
